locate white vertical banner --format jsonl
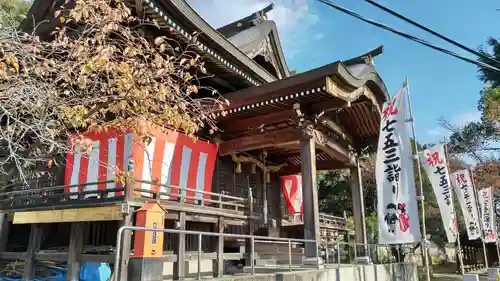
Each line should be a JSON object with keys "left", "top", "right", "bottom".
{"left": 376, "top": 85, "right": 421, "bottom": 244}
{"left": 477, "top": 187, "right": 497, "bottom": 243}
{"left": 450, "top": 169, "right": 481, "bottom": 240}
{"left": 418, "top": 144, "right": 458, "bottom": 243}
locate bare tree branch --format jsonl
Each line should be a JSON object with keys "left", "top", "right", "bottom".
{"left": 0, "top": 0, "right": 227, "bottom": 185}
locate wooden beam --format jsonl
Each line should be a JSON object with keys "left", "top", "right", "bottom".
{"left": 13, "top": 205, "right": 122, "bottom": 224}
{"left": 282, "top": 159, "right": 346, "bottom": 175}
{"left": 313, "top": 129, "right": 356, "bottom": 167}
{"left": 219, "top": 127, "right": 300, "bottom": 156}
{"left": 311, "top": 99, "right": 371, "bottom": 114}
{"left": 219, "top": 109, "right": 297, "bottom": 134}
{"left": 317, "top": 115, "right": 353, "bottom": 144}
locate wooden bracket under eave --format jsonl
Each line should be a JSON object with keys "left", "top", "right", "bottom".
{"left": 325, "top": 77, "right": 383, "bottom": 115}
{"left": 230, "top": 154, "right": 287, "bottom": 182}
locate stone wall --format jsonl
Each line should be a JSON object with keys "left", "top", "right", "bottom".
{"left": 198, "top": 263, "right": 418, "bottom": 281}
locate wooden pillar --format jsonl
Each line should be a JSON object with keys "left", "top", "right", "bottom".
{"left": 262, "top": 152, "right": 268, "bottom": 225}
{"left": 350, "top": 160, "right": 368, "bottom": 246}
{"left": 0, "top": 212, "right": 10, "bottom": 252}
{"left": 300, "top": 121, "right": 320, "bottom": 258}
{"left": 23, "top": 224, "right": 43, "bottom": 280}
{"left": 67, "top": 223, "right": 84, "bottom": 281}
{"left": 118, "top": 207, "right": 133, "bottom": 281}
{"left": 174, "top": 212, "right": 186, "bottom": 280}
{"left": 271, "top": 175, "right": 283, "bottom": 229}
{"left": 245, "top": 186, "right": 255, "bottom": 267}
{"left": 214, "top": 216, "right": 225, "bottom": 277}
{"left": 0, "top": 213, "right": 10, "bottom": 269}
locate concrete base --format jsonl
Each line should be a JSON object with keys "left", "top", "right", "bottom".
{"left": 129, "top": 257, "right": 163, "bottom": 281}
{"left": 488, "top": 268, "right": 500, "bottom": 281}
{"left": 302, "top": 257, "right": 325, "bottom": 269}
{"left": 355, "top": 256, "right": 372, "bottom": 265}
{"left": 255, "top": 259, "right": 278, "bottom": 266}
{"left": 463, "top": 274, "right": 480, "bottom": 281}
{"left": 231, "top": 263, "right": 417, "bottom": 281}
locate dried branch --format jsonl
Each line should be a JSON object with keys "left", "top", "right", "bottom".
{"left": 438, "top": 118, "right": 486, "bottom": 163}
{"left": 0, "top": 0, "right": 227, "bottom": 184}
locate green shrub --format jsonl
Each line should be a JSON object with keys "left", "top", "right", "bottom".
{"left": 431, "top": 256, "right": 442, "bottom": 265}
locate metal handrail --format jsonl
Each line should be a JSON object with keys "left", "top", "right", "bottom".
{"left": 114, "top": 226, "right": 416, "bottom": 280}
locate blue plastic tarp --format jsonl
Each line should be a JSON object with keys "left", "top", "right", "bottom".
{"left": 79, "top": 262, "right": 112, "bottom": 281}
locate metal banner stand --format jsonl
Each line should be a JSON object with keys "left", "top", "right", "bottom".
{"left": 405, "top": 77, "right": 431, "bottom": 281}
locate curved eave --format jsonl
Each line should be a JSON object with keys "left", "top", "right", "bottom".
{"left": 163, "top": 0, "right": 277, "bottom": 84}
{"left": 268, "top": 21, "right": 290, "bottom": 78}
{"left": 217, "top": 3, "right": 274, "bottom": 37}
{"left": 334, "top": 61, "right": 389, "bottom": 107}
{"left": 219, "top": 57, "right": 389, "bottom": 113}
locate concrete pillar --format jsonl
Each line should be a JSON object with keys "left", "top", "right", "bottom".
{"left": 350, "top": 160, "right": 367, "bottom": 245}
{"left": 300, "top": 123, "right": 320, "bottom": 258}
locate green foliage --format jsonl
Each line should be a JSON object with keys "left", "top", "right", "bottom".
{"left": 447, "top": 121, "right": 498, "bottom": 155}
{"left": 478, "top": 37, "right": 500, "bottom": 88}
{"left": 431, "top": 256, "right": 442, "bottom": 265}
{"left": 365, "top": 212, "right": 379, "bottom": 240}
{"left": 442, "top": 38, "right": 500, "bottom": 160}
{"left": 479, "top": 87, "right": 500, "bottom": 124}
{"left": 0, "top": 0, "right": 31, "bottom": 28}
{"left": 317, "top": 170, "right": 351, "bottom": 216}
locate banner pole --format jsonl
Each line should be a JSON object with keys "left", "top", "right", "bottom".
{"left": 443, "top": 142, "right": 465, "bottom": 275}
{"left": 405, "top": 77, "right": 431, "bottom": 281}
{"left": 469, "top": 167, "right": 489, "bottom": 269}
{"left": 496, "top": 239, "right": 500, "bottom": 268}
{"left": 494, "top": 198, "right": 500, "bottom": 267}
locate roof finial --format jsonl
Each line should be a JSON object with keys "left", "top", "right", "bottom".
{"left": 368, "top": 54, "right": 375, "bottom": 67}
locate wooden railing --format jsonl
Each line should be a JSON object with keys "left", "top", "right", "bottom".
{"left": 283, "top": 212, "right": 347, "bottom": 230}
{"left": 130, "top": 179, "right": 251, "bottom": 214}
{"left": 0, "top": 179, "right": 251, "bottom": 214}
{"left": 0, "top": 180, "right": 126, "bottom": 210}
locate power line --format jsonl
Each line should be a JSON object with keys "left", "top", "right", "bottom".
{"left": 316, "top": 0, "right": 500, "bottom": 73}
{"left": 363, "top": 0, "right": 500, "bottom": 66}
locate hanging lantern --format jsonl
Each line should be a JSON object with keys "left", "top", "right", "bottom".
{"left": 251, "top": 163, "right": 256, "bottom": 174}
{"left": 235, "top": 162, "right": 242, "bottom": 173}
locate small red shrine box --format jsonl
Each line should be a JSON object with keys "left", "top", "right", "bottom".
{"left": 133, "top": 202, "right": 166, "bottom": 258}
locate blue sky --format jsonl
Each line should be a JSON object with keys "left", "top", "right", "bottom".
{"left": 189, "top": 0, "right": 499, "bottom": 146}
